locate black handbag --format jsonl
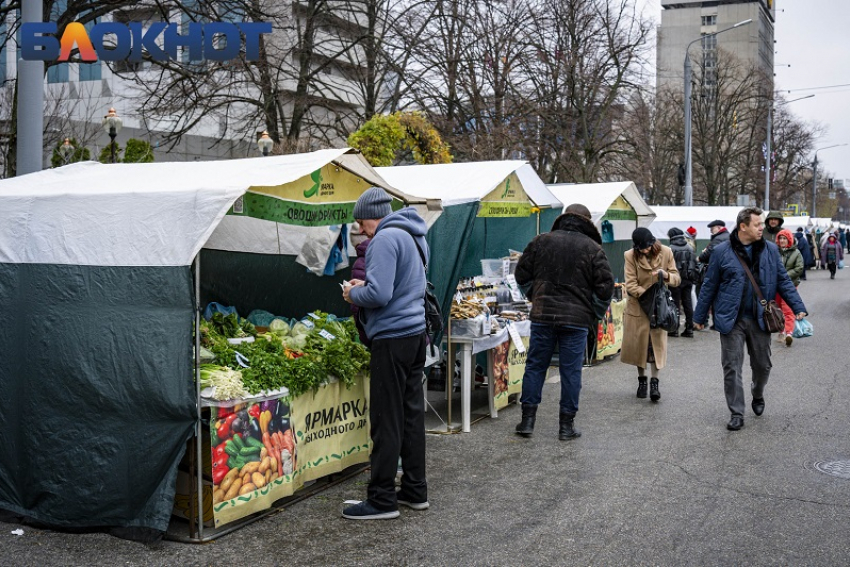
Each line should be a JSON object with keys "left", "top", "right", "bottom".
{"left": 638, "top": 273, "right": 680, "bottom": 332}
{"left": 734, "top": 253, "right": 785, "bottom": 333}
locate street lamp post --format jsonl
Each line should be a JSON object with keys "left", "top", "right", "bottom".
{"left": 764, "top": 94, "right": 814, "bottom": 211}
{"left": 257, "top": 131, "right": 274, "bottom": 156}
{"left": 811, "top": 144, "right": 848, "bottom": 217}
{"left": 101, "top": 108, "right": 123, "bottom": 164}
{"left": 683, "top": 18, "right": 752, "bottom": 206}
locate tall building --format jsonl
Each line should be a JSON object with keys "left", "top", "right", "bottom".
{"left": 657, "top": 0, "right": 775, "bottom": 95}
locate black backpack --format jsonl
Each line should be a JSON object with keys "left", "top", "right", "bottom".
{"left": 399, "top": 229, "right": 444, "bottom": 345}
{"left": 673, "top": 247, "right": 696, "bottom": 282}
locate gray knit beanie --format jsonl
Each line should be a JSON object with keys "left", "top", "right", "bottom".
{"left": 353, "top": 186, "right": 393, "bottom": 220}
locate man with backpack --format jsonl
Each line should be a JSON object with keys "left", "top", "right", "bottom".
{"left": 667, "top": 228, "right": 697, "bottom": 337}
{"left": 342, "top": 187, "right": 430, "bottom": 520}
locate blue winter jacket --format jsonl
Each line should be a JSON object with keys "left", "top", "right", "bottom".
{"left": 694, "top": 231, "right": 806, "bottom": 335}
{"left": 348, "top": 207, "right": 428, "bottom": 341}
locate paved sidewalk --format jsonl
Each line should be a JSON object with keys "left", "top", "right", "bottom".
{"left": 2, "top": 270, "right": 849, "bottom": 566}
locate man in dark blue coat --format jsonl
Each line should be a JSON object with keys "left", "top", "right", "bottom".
{"left": 694, "top": 207, "right": 807, "bottom": 431}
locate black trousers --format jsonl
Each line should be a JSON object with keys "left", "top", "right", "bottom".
{"left": 670, "top": 282, "right": 694, "bottom": 330}
{"left": 367, "top": 332, "right": 427, "bottom": 510}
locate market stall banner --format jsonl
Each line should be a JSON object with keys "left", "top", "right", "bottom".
{"left": 596, "top": 299, "right": 625, "bottom": 359}
{"left": 492, "top": 342, "right": 510, "bottom": 410}
{"left": 491, "top": 336, "right": 529, "bottom": 410}
{"left": 478, "top": 173, "right": 533, "bottom": 218}
{"left": 232, "top": 164, "right": 402, "bottom": 227}
{"left": 507, "top": 337, "right": 529, "bottom": 397}
{"left": 209, "top": 378, "right": 370, "bottom": 527}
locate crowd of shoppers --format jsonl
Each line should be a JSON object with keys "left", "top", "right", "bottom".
{"left": 342, "top": 194, "right": 823, "bottom": 519}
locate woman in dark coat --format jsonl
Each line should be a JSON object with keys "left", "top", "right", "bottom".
{"left": 349, "top": 224, "right": 371, "bottom": 344}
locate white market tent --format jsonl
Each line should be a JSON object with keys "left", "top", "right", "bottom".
{"left": 0, "top": 147, "right": 424, "bottom": 265}
{"left": 376, "top": 160, "right": 561, "bottom": 210}
{"left": 779, "top": 216, "right": 811, "bottom": 232}
{"left": 546, "top": 181, "right": 655, "bottom": 240}
{"left": 648, "top": 206, "right": 743, "bottom": 240}
{"left": 0, "top": 148, "right": 427, "bottom": 535}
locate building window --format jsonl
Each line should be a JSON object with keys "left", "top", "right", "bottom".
{"left": 702, "top": 15, "right": 717, "bottom": 26}
{"left": 701, "top": 34, "right": 717, "bottom": 51}
{"left": 79, "top": 15, "right": 101, "bottom": 81}
{"left": 47, "top": 62, "right": 69, "bottom": 83}
{"left": 48, "top": 0, "right": 69, "bottom": 82}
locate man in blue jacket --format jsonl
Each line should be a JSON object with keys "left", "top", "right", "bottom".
{"left": 694, "top": 207, "right": 807, "bottom": 431}
{"left": 342, "top": 187, "right": 429, "bottom": 520}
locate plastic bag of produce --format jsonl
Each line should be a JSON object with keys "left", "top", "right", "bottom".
{"left": 269, "top": 318, "right": 291, "bottom": 336}
{"left": 247, "top": 309, "right": 277, "bottom": 327}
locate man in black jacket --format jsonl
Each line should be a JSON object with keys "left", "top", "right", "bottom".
{"left": 513, "top": 203, "right": 614, "bottom": 440}
{"left": 668, "top": 227, "right": 696, "bottom": 337}
{"left": 697, "top": 220, "right": 730, "bottom": 327}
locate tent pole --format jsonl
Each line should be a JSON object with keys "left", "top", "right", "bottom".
{"left": 194, "top": 254, "right": 203, "bottom": 539}
{"left": 536, "top": 210, "right": 541, "bottom": 235}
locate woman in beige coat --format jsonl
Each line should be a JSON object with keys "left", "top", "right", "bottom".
{"left": 622, "top": 228, "right": 680, "bottom": 402}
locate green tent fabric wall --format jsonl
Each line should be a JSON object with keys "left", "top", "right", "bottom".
{"left": 424, "top": 202, "right": 479, "bottom": 337}
{"left": 0, "top": 264, "right": 196, "bottom": 534}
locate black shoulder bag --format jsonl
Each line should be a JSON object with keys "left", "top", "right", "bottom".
{"left": 734, "top": 254, "right": 785, "bottom": 333}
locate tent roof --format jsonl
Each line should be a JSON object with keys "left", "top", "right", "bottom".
{"left": 546, "top": 181, "right": 656, "bottom": 226}
{"left": 375, "top": 161, "right": 560, "bottom": 208}
{"left": 647, "top": 206, "right": 743, "bottom": 238}
{"left": 0, "top": 148, "right": 418, "bottom": 267}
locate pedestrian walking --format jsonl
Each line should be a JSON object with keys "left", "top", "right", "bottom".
{"left": 694, "top": 207, "right": 807, "bottom": 431}
{"left": 840, "top": 228, "right": 847, "bottom": 252}
{"left": 697, "top": 220, "right": 730, "bottom": 327}
{"left": 795, "top": 227, "right": 813, "bottom": 280}
{"left": 763, "top": 211, "right": 784, "bottom": 245}
{"left": 845, "top": 228, "right": 850, "bottom": 253}
{"left": 685, "top": 226, "right": 698, "bottom": 252}
{"left": 776, "top": 229, "right": 803, "bottom": 347}
{"left": 821, "top": 233, "right": 844, "bottom": 279}
{"left": 342, "top": 187, "right": 430, "bottom": 520}
{"left": 513, "top": 204, "right": 615, "bottom": 440}
{"left": 622, "top": 228, "right": 680, "bottom": 402}
{"left": 667, "top": 227, "right": 696, "bottom": 337}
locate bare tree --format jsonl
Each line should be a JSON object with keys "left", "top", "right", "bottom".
{"left": 606, "top": 86, "right": 682, "bottom": 204}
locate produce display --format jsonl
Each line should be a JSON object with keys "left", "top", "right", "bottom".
{"left": 200, "top": 311, "right": 370, "bottom": 400}
{"left": 210, "top": 400, "right": 297, "bottom": 505}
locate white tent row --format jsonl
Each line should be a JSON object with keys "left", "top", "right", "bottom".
{"left": 648, "top": 206, "right": 741, "bottom": 240}
{"left": 0, "top": 148, "right": 427, "bottom": 266}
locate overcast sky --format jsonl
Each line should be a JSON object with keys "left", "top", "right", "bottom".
{"left": 636, "top": 0, "right": 850, "bottom": 183}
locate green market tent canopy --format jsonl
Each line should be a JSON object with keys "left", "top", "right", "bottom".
{"left": 0, "top": 148, "right": 421, "bottom": 536}
{"left": 377, "top": 161, "right": 562, "bottom": 321}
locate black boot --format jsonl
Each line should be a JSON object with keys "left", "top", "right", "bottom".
{"left": 637, "top": 376, "right": 648, "bottom": 398}
{"left": 558, "top": 413, "right": 581, "bottom": 440}
{"left": 515, "top": 404, "right": 537, "bottom": 437}
{"left": 650, "top": 378, "right": 661, "bottom": 402}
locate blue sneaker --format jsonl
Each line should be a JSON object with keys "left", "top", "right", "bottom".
{"left": 342, "top": 501, "right": 399, "bottom": 520}
{"left": 397, "top": 499, "right": 430, "bottom": 511}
